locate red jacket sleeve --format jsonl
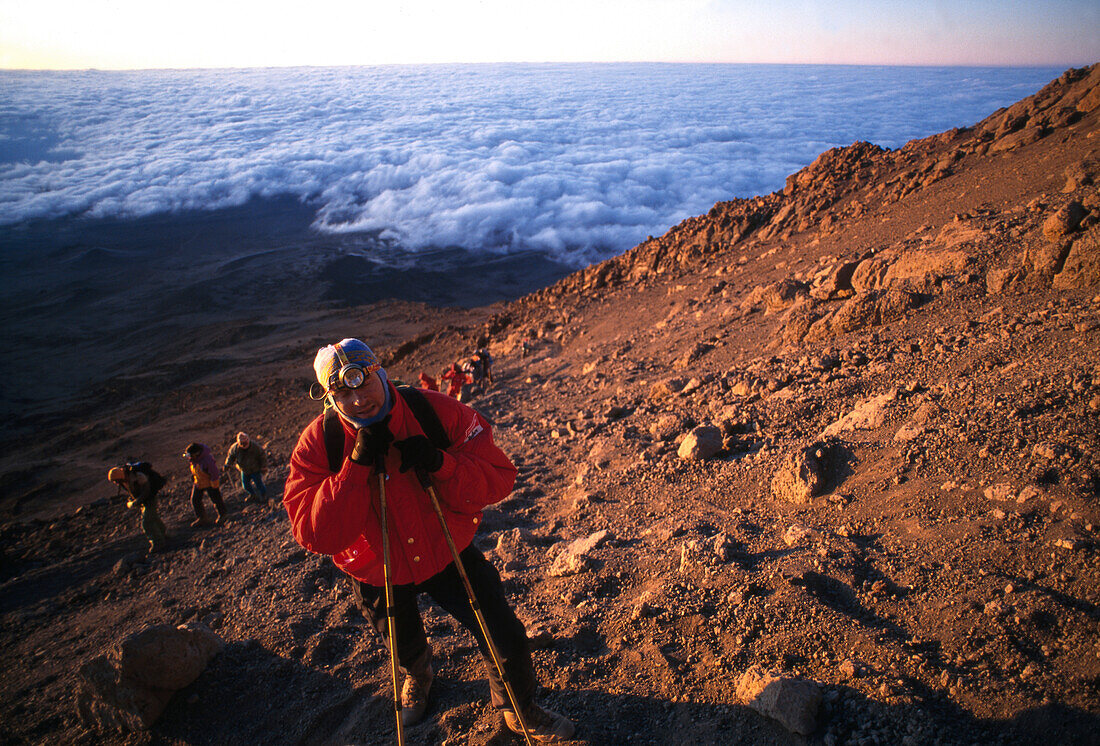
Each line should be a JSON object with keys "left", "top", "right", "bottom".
{"left": 283, "top": 415, "right": 375, "bottom": 556}
{"left": 420, "top": 391, "right": 517, "bottom": 514}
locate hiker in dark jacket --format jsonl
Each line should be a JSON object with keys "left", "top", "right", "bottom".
{"left": 108, "top": 462, "right": 169, "bottom": 552}
{"left": 283, "top": 338, "right": 574, "bottom": 742}
{"left": 224, "top": 431, "right": 267, "bottom": 501}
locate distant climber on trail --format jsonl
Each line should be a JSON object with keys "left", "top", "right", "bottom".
{"left": 107, "top": 461, "right": 169, "bottom": 553}
{"left": 418, "top": 371, "right": 439, "bottom": 392}
{"left": 521, "top": 334, "right": 536, "bottom": 359}
{"left": 283, "top": 338, "right": 574, "bottom": 742}
{"left": 183, "top": 442, "right": 226, "bottom": 527}
{"left": 440, "top": 361, "right": 469, "bottom": 400}
{"left": 472, "top": 347, "right": 494, "bottom": 387}
{"left": 224, "top": 431, "right": 268, "bottom": 502}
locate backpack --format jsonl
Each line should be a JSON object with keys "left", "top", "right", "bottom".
{"left": 127, "top": 461, "right": 166, "bottom": 497}
{"left": 322, "top": 385, "right": 451, "bottom": 473}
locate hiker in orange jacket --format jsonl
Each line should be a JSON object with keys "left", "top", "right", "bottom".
{"left": 183, "top": 442, "right": 226, "bottom": 527}
{"left": 283, "top": 338, "right": 573, "bottom": 741}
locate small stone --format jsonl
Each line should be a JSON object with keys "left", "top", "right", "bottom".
{"left": 547, "top": 530, "right": 614, "bottom": 577}
{"left": 782, "top": 524, "right": 813, "bottom": 547}
{"left": 1017, "top": 486, "right": 1041, "bottom": 503}
{"left": 984, "top": 483, "right": 1015, "bottom": 502}
{"left": 677, "top": 425, "right": 724, "bottom": 460}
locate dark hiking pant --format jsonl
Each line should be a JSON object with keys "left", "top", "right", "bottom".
{"left": 190, "top": 486, "right": 226, "bottom": 521}
{"left": 139, "top": 503, "right": 168, "bottom": 550}
{"left": 349, "top": 545, "right": 537, "bottom": 711}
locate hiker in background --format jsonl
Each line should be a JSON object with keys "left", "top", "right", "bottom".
{"left": 521, "top": 334, "right": 536, "bottom": 359}
{"left": 418, "top": 371, "right": 439, "bottom": 392}
{"left": 283, "top": 338, "right": 574, "bottom": 741}
{"left": 478, "top": 347, "right": 494, "bottom": 386}
{"left": 107, "top": 461, "right": 169, "bottom": 553}
{"left": 459, "top": 359, "right": 477, "bottom": 402}
{"left": 224, "top": 431, "right": 268, "bottom": 502}
{"left": 440, "top": 361, "right": 468, "bottom": 399}
{"left": 471, "top": 347, "right": 493, "bottom": 387}
{"left": 183, "top": 442, "right": 226, "bottom": 527}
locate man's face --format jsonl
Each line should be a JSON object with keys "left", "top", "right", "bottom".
{"left": 331, "top": 370, "right": 386, "bottom": 420}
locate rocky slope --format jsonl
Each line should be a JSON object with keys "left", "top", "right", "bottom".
{"left": 1, "top": 65, "right": 1099, "bottom": 745}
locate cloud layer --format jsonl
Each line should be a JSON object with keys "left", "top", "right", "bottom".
{"left": 0, "top": 64, "right": 1060, "bottom": 265}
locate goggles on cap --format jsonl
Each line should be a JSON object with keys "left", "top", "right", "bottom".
{"left": 309, "top": 343, "right": 380, "bottom": 400}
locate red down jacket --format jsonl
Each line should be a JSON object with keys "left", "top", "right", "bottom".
{"left": 284, "top": 383, "right": 517, "bottom": 586}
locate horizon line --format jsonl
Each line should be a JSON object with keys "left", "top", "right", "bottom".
{"left": 1, "top": 59, "right": 1091, "bottom": 74}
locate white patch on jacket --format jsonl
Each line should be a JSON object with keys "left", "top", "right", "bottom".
{"left": 463, "top": 416, "right": 484, "bottom": 443}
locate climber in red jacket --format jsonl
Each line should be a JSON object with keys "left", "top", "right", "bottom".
{"left": 283, "top": 338, "right": 573, "bottom": 742}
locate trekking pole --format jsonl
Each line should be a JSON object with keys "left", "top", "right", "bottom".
{"left": 377, "top": 455, "right": 406, "bottom": 746}
{"left": 414, "top": 470, "right": 534, "bottom": 746}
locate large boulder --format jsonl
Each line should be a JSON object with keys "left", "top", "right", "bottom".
{"left": 736, "top": 667, "right": 821, "bottom": 736}
{"left": 771, "top": 441, "right": 849, "bottom": 504}
{"left": 990, "top": 125, "right": 1045, "bottom": 153}
{"left": 762, "top": 279, "right": 809, "bottom": 315}
{"left": 1053, "top": 229, "right": 1100, "bottom": 288}
{"left": 1024, "top": 240, "right": 1072, "bottom": 277}
{"left": 1043, "top": 201, "right": 1087, "bottom": 241}
{"left": 778, "top": 299, "right": 824, "bottom": 346}
{"left": 809, "top": 259, "right": 860, "bottom": 300}
{"left": 850, "top": 256, "right": 891, "bottom": 292}
{"left": 828, "top": 288, "right": 920, "bottom": 335}
{"left": 883, "top": 249, "right": 971, "bottom": 290}
{"left": 77, "top": 622, "right": 224, "bottom": 732}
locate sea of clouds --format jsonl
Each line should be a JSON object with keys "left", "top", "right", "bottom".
{"left": 0, "top": 63, "right": 1061, "bottom": 266}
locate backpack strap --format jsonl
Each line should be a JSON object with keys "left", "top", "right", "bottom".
{"left": 322, "top": 406, "right": 345, "bottom": 473}
{"left": 321, "top": 387, "right": 451, "bottom": 473}
{"left": 397, "top": 385, "right": 451, "bottom": 450}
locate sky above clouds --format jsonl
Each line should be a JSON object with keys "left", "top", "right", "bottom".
{"left": 1, "top": 0, "right": 1097, "bottom": 69}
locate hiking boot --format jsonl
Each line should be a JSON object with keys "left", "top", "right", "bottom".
{"left": 399, "top": 663, "right": 433, "bottom": 726}
{"left": 502, "top": 703, "right": 575, "bottom": 742}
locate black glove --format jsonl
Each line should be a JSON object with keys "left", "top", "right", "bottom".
{"left": 395, "top": 435, "right": 444, "bottom": 475}
{"left": 350, "top": 419, "right": 394, "bottom": 466}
